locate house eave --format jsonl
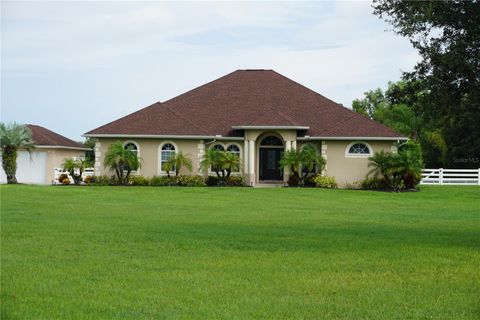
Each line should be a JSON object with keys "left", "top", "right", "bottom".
{"left": 297, "top": 136, "right": 408, "bottom": 141}
{"left": 83, "top": 133, "right": 245, "bottom": 140}
{"left": 231, "top": 125, "right": 310, "bottom": 130}
{"left": 36, "top": 145, "right": 91, "bottom": 151}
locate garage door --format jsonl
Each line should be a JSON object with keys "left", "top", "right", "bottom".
{"left": 0, "top": 151, "right": 47, "bottom": 184}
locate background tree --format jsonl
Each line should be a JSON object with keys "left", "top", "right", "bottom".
{"left": 352, "top": 80, "right": 447, "bottom": 167}
{"left": 373, "top": 0, "right": 480, "bottom": 168}
{"left": 0, "top": 123, "right": 36, "bottom": 184}
{"left": 103, "top": 141, "right": 141, "bottom": 185}
{"left": 82, "top": 138, "right": 96, "bottom": 167}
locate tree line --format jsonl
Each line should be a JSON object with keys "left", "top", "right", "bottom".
{"left": 353, "top": 1, "right": 480, "bottom": 168}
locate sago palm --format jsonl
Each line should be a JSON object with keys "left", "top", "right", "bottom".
{"left": 200, "top": 149, "right": 224, "bottom": 178}
{"left": 390, "top": 150, "right": 423, "bottom": 189}
{"left": 300, "top": 144, "right": 326, "bottom": 175}
{"left": 103, "top": 141, "right": 141, "bottom": 184}
{"left": 166, "top": 151, "right": 193, "bottom": 177}
{"left": 222, "top": 152, "right": 241, "bottom": 178}
{"left": 367, "top": 150, "right": 393, "bottom": 181}
{"left": 0, "top": 123, "right": 36, "bottom": 184}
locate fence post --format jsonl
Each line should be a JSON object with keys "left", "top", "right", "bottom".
{"left": 439, "top": 168, "right": 443, "bottom": 185}
{"left": 478, "top": 168, "right": 480, "bottom": 186}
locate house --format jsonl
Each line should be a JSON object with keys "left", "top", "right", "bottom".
{"left": 0, "top": 125, "right": 89, "bottom": 184}
{"left": 85, "top": 70, "right": 406, "bottom": 186}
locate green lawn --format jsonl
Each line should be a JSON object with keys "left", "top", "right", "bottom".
{"left": 1, "top": 185, "right": 479, "bottom": 319}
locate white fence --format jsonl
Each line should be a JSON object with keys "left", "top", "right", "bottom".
{"left": 53, "top": 167, "right": 94, "bottom": 184}
{"left": 421, "top": 168, "right": 480, "bottom": 185}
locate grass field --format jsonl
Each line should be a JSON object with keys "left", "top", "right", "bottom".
{"left": 1, "top": 185, "right": 479, "bottom": 319}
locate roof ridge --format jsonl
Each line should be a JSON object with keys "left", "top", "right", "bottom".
{"left": 162, "top": 70, "right": 239, "bottom": 105}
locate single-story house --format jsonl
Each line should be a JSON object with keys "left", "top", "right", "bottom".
{"left": 0, "top": 124, "right": 89, "bottom": 184}
{"left": 85, "top": 69, "right": 406, "bottom": 187}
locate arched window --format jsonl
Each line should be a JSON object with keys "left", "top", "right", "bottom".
{"left": 124, "top": 141, "right": 139, "bottom": 172}
{"left": 160, "top": 143, "right": 176, "bottom": 172}
{"left": 124, "top": 142, "right": 138, "bottom": 156}
{"left": 346, "top": 142, "right": 372, "bottom": 157}
{"left": 260, "top": 136, "right": 283, "bottom": 146}
{"left": 226, "top": 144, "right": 241, "bottom": 172}
{"left": 212, "top": 144, "right": 225, "bottom": 151}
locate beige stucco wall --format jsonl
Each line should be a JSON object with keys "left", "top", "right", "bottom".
{"left": 95, "top": 138, "right": 203, "bottom": 177}
{"left": 45, "top": 148, "right": 86, "bottom": 183}
{"left": 324, "top": 140, "right": 396, "bottom": 187}
{"left": 93, "top": 136, "right": 396, "bottom": 187}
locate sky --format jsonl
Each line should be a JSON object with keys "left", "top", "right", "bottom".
{"left": 1, "top": 1, "right": 419, "bottom": 141}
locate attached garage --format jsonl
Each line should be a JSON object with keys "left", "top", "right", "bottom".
{"left": 0, "top": 125, "right": 90, "bottom": 184}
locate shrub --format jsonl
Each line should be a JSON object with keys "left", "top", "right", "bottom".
{"left": 313, "top": 175, "right": 337, "bottom": 189}
{"left": 61, "top": 178, "right": 71, "bottom": 185}
{"left": 128, "top": 175, "right": 150, "bottom": 186}
{"left": 304, "top": 175, "right": 317, "bottom": 187}
{"left": 90, "top": 175, "right": 117, "bottom": 186}
{"left": 361, "top": 177, "right": 390, "bottom": 190}
{"left": 149, "top": 176, "right": 174, "bottom": 186}
{"left": 83, "top": 176, "right": 93, "bottom": 185}
{"left": 57, "top": 174, "right": 69, "bottom": 184}
{"left": 226, "top": 176, "right": 244, "bottom": 186}
{"left": 206, "top": 176, "right": 220, "bottom": 186}
{"left": 206, "top": 175, "right": 244, "bottom": 186}
{"left": 286, "top": 175, "right": 299, "bottom": 187}
{"left": 175, "top": 175, "right": 205, "bottom": 187}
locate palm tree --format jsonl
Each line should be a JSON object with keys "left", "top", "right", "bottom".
{"left": 367, "top": 150, "right": 393, "bottom": 185}
{"left": 0, "top": 123, "right": 36, "bottom": 184}
{"left": 103, "top": 141, "right": 141, "bottom": 185}
{"left": 62, "top": 158, "right": 87, "bottom": 185}
{"left": 279, "top": 146, "right": 325, "bottom": 186}
{"left": 390, "top": 149, "right": 423, "bottom": 189}
{"left": 300, "top": 144, "right": 326, "bottom": 175}
{"left": 166, "top": 151, "right": 193, "bottom": 177}
{"left": 200, "top": 149, "right": 241, "bottom": 180}
{"left": 200, "top": 149, "right": 224, "bottom": 178}
{"left": 279, "top": 150, "right": 302, "bottom": 184}
{"left": 222, "top": 152, "right": 241, "bottom": 178}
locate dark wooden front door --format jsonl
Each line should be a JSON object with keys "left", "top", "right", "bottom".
{"left": 259, "top": 148, "right": 283, "bottom": 180}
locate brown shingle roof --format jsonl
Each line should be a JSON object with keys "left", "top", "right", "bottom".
{"left": 85, "top": 70, "right": 405, "bottom": 139}
{"left": 27, "top": 125, "right": 88, "bottom": 149}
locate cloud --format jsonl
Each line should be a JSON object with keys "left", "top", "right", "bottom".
{"left": 1, "top": 1, "right": 419, "bottom": 140}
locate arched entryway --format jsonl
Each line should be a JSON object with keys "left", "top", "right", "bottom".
{"left": 259, "top": 135, "right": 284, "bottom": 181}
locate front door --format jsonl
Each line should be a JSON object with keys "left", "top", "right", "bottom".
{"left": 259, "top": 148, "right": 283, "bottom": 180}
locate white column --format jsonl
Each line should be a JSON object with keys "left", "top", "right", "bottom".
{"left": 249, "top": 140, "right": 255, "bottom": 175}
{"left": 285, "top": 141, "right": 292, "bottom": 151}
{"left": 292, "top": 140, "right": 297, "bottom": 150}
{"left": 244, "top": 139, "right": 249, "bottom": 174}
{"left": 197, "top": 140, "right": 205, "bottom": 175}
{"left": 321, "top": 141, "right": 328, "bottom": 175}
{"left": 94, "top": 140, "right": 101, "bottom": 176}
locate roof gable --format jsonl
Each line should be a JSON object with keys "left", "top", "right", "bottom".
{"left": 27, "top": 125, "right": 87, "bottom": 149}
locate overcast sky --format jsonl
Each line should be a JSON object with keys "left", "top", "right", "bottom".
{"left": 1, "top": 1, "right": 418, "bottom": 141}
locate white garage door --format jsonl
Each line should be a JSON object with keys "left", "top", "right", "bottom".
{"left": 0, "top": 151, "right": 47, "bottom": 184}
